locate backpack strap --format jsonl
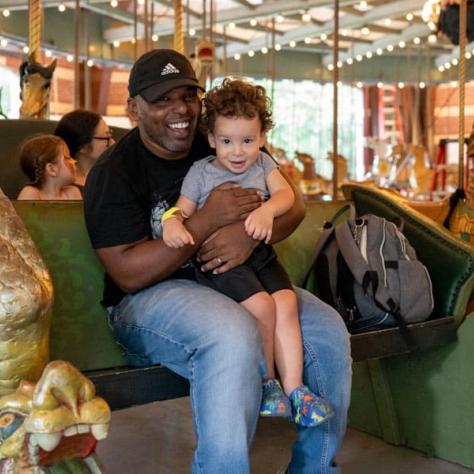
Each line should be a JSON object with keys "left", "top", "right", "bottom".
{"left": 301, "top": 203, "right": 354, "bottom": 288}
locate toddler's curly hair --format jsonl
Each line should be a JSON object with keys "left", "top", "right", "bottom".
{"left": 201, "top": 78, "right": 274, "bottom": 134}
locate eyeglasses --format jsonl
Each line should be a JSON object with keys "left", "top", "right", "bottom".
{"left": 93, "top": 135, "right": 114, "bottom": 146}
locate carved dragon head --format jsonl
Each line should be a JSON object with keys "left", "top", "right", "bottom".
{"left": 0, "top": 360, "right": 111, "bottom": 473}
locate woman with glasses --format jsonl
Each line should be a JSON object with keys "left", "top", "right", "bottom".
{"left": 55, "top": 110, "right": 115, "bottom": 195}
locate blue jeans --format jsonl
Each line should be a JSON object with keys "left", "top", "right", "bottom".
{"left": 109, "top": 279, "right": 352, "bottom": 474}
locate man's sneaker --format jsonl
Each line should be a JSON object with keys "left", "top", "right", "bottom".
{"left": 260, "top": 379, "right": 292, "bottom": 418}
{"left": 289, "top": 385, "right": 334, "bottom": 427}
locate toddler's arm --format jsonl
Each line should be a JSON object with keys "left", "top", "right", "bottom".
{"left": 244, "top": 169, "right": 295, "bottom": 243}
{"left": 162, "top": 195, "right": 197, "bottom": 248}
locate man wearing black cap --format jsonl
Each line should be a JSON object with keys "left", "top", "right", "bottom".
{"left": 84, "top": 49, "right": 351, "bottom": 474}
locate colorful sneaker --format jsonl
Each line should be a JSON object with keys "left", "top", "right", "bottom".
{"left": 260, "top": 379, "right": 292, "bottom": 418}
{"left": 289, "top": 385, "right": 334, "bottom": 427}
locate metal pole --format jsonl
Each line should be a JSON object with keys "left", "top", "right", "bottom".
{"left": 133, "top": 0, "right": 137, "bottom": 60}
{"left": 458, "top": 0, "right": 467, "bottom": 190}
{"left": 74, "top": 0, "right": 81, "bottom": 109}
{"left": 332, "top": 0, "right": 339, "bottom": 199}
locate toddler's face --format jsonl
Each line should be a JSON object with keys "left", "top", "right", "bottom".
{"left": 208, "top": 115, "right": 265, "bottom": 174}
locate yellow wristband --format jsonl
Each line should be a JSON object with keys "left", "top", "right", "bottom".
{"left": 161, "top": 207, "right": 182, "bottom": 223}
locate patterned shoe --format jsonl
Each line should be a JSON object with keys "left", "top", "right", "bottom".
{"left": 260, "top": 379, "right": 292, "bottom": 418}
{"left": 289, "top": 385, "right": 334, "bottom": 427}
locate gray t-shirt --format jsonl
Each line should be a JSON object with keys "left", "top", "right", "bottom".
{"left": 181, "top": 151, "right": 277, "bottom": 209}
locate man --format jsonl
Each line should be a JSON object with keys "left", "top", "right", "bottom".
{"left": 84, "top": 49, "right": 351, "bottom": 474}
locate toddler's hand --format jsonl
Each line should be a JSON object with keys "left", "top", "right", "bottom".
{"left": 163, "top": 218, "right": 195, "bottom": 248}
{"left": 244, "top": 206, "right": 274, "bottom": 243}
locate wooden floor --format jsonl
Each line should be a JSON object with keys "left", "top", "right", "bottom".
{"left": 96, "top": 397, "right": 474, "bottom": 473}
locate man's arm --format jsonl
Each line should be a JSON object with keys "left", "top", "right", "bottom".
{"left": 198, "top": 169, "right": 305, "bottom": 274}
{"left": 96, "top": 185, "right": 261, "bottom": 293}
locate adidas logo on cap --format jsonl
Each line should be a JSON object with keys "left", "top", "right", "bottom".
{"left": 161, "top": 62, "right": 180, "bottom": 75}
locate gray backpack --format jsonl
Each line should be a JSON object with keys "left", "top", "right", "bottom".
{"left": 304, "top": 205, "right": 434, "bottom": 334}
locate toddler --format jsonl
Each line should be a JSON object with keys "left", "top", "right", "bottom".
{"left": 162, "top": 78, "right": 333, "bottom": 427}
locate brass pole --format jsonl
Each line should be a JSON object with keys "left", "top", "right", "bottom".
{"left": 458, "top": 0, "right": 467, "bottom": 190}
{"left": 332, "top": 0, "right": 339, "bottom": 200}
{"left": 174, "top": 0, "right": 184, "bottom": 53}
{"left": 28, "top": 0, "right": 41, "bottom": 61}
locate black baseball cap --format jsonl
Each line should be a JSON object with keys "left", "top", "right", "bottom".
{"left": 128, "top": 49, "right": 204, "bottom": 102}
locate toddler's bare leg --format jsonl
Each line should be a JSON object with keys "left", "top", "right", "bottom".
{"left": 241, "top": 292, "right": 276, "bottom": 380}
{"left": 272, "top": 289, "right": 303, "bottom": 395}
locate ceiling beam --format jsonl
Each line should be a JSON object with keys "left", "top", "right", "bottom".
{"left": 322, "top": 23, "right": 429, "bottom": 65}
{"left": 216, "top": 0, "right": 427, "bottom": 58}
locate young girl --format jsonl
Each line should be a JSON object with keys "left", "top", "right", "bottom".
{"left": 162, "top": 78, "right": 334, "bottom": 427}
{"left": 17, "top": 134, "right": 82, "bottom": 200}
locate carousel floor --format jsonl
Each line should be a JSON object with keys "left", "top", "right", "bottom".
{"left": 96, "top": 397, "right": 473, "bottom": 473}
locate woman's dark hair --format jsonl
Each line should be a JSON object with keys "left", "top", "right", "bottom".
{"left": 19, "top": 134, "right": 65, "bottom": 186}
{"left": 54, "top": 109, "right": 101, "bottom": 158}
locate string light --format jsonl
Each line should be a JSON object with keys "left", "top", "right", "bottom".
{"left": 110, "top": 0, "right": 118, "bottom": 7}
{"left": 261, "top": 47, "right": 268, "bottom": 54}
{"left": 276, "top": 15, "right": 284, "bottom": 23}
{"left": 444, "top": 62, "right": 451, "bottom": 69}
{"left": 361, "top": 26, "right": 370, "bottom": 35}
{"left": 377, "top": 81, "right": 384, "bottom": 88}
{"left": 366, "top": 51, "right": 373, "bottom": 58}
{"left": 87, "top": 59, "right": 94, "bottom": 67}
{"left": 275, "top": 44, "right": 281, "bottom": 51}
{"left": 398, "top": 40, "right": 406, "bottom": 48}
{"left": 466, "top": 52, "right": 472, "bottom": 59}
{"left": 3, "top": 9, "right": 10, "bottom": 17}
{"left": 289, "top": 40, "right": 296, "bottom": 47}
{"left": 66, "top": 54, "right": 73, "bottom": 62}
{"left": 337, "top": 60, "right": 343, "bottom": 68}
{"left": 406, "top": 13, "right": 414, "bottom": 21}
{"left": 376, "top": 48, "right": 383, "bottom": 55}
{"left": 347, "top": 58, "right": 353, "bottom": 64}
{"left": 356, "top": 54, "right": 363, "bottom": 61}
{"left": 23, "top": 46, "right": 29, "bottom": 53}
{"left": 45, "top": 49, "right": 52, "bottom": 57}
{"left": 328, "top": 64, "right": 334, "bottom": 71}
{"left": 302, "top": 12, "right": 311, "bottom": 22}
{"left": 356, "top": 81, "right": 363, "bottom": 88}
{"left": 438, "top": 65, "right": 445, "bottom": 72}
{"left": 359, "top": 1, "right": 369, "bottom": 11}
{"left": 152, "top": 34, "right": 159, "bottom": 42}
{"left": 189, "top": 28, "right": 196, "bottom": 36}
{"left": 384, "top": 18, "right": 392, "bottom": 26}
{"left": 428, "top": 34, "right": 437, "bottom": 43}
{"left": 320, "top": 33, "right": 327, "bottom": 41}
{"left": 250, "top": 19, "right": 257, "bottom": 27}
{"left": 413, "top": 37, "right": 421, "bottom": 45}
{"left": 304, "top": 37, "right": 311, "bottom": 44}
{"left": 451, "top": 58, "right": 458, "bottom": 66}
{"left": 337, "top": 81, "right": 342, "bottom": 87}
{"left": 234, "top": 53, "right": 241, "bottom": 60}
{"left": 228, "top": 22, "right": 235, "bottom": 29}
{"left": 248, "top": 50, "right": 255, "bottom": 57}
{"left": 113, "top": 40, "right": 120, "bottom": 48}
{"left": 398, "top": 82, "right": 405, "bottom": 89}
{"left": 419, "top": 82, "right": 426, "bottom": 89}
{"left": 387, "top": 44, "right": 394, "bottom": 52}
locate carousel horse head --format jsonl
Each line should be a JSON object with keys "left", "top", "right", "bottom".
{"left": 0, "top": 360, "right": 111, "bottom": 473}
{"left": 19, "top": 55, "right": 57, "bottom": 119}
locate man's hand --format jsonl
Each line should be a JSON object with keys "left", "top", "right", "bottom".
{"left": 244, "top": 205, "right": 274, "bottom": 244}
{"left": 200, "top": 183, "right": 262, "bottom": 229}
{"left": 197, "top": 221, "right": 258, "bottom": 274}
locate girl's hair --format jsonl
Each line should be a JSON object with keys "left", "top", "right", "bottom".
{"left": 54, "top": 109, "right": 102, "bottom": 158}
{"left": 201, "top": 78, "right": 274, "bottom": 134}
{"left": 19, "top": 134, "right": 65, "bottom": 186}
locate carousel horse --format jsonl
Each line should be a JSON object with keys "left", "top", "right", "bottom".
{"left": 0, "top": 189, "right": 52, "bottom": 396}
{"left": 449, "top": 164, "right": 474, "bottom": 245}
{"left": 294, "top": 151, "right": 331, "bottom": 199}
{"left": 267, "top": 145, "right": 302, "bottom": 185}
{"left": 365, "top": 136, "right": 394, "bottom": 185}
{"left": 0, "top": 360, "right": 111, "bottom": 473}
{"left": 19, "top": 55, "right": 56, "bottom": 119}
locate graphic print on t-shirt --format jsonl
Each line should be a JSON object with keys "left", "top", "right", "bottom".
{"left": 150, "top": 198, "right": 168, "bottom": 239}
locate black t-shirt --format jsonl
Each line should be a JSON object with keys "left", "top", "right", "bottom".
{"left": 83, "top": 128, "right": 212, "bottom": 307}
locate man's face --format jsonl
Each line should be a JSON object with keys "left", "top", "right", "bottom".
{"left": 129, "top": 86, "right": 201, "bottom": 157}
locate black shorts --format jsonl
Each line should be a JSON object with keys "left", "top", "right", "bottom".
{"left": 194, "top": 244, "right": 293, "bottom": 302}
